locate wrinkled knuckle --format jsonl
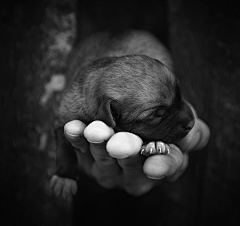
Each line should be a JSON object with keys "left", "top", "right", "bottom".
{"left": 117, "top": 158, "right": 132, "bottom": 169}
{"left": 96, "top": 176, "right": 116, "bottom": 189}
{"left": 98, "top": 157, "right": 116, "bottom": 166}
{"left": 125, "top": 185, "right": 150, "bottom": 197}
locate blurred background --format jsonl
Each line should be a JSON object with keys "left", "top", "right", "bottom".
{"left": 1, "top": 0, "right": 240, "bottom": 225}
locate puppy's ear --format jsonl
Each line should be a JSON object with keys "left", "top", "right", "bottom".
{"left": 97, "top": 100, "right": 119, "bottom": 128}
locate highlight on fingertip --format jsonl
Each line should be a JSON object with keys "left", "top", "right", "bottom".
{"left": 64, "top": 120, "right": 86, "bottom": 137}
{"left": 106, "top": 132, "right": 143, "bottom": 159}
{"left": 83, "top": 120, "right": 115, "bottom": 144}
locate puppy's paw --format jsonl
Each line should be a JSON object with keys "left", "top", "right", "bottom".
{"left": 50, "top": 175, "right": 78, "bottom": 199}
{"left": 140, "top": 141, "right": 170, "bottom": 156}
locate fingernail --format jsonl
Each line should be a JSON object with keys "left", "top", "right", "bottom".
{"left": 86, "top": 139, "right": 105, "bottom": 145}
{"left": 147, "top": 175, "right": 165, "bottom": 180}
{"left": 65, "top": 131, "right": 81, "bottom": 139}
{"left": 64, "top": 120, "right": 86, "bottom": 137}
{"left": 83, "top": 121, "right": 114, "bottom": 144}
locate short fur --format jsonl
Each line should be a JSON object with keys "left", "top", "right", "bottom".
{"left": 53, "top": 30, "right": 194, "bottom": 178}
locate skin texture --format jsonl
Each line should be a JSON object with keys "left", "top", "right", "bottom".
{"left": 50, "top": 117, "right": 210, "bottom": 198}
{"left": 51, "top": 30, "right": 200, "bottom": 197}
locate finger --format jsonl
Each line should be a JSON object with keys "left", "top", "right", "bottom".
{"left": 83, "top": 121, "right": 116, "bottom": 166}
{"left": 91, "top": 162, "right": 120, "bottom": 189}
{"left": 107, "top": 132, "right": 143, "bottom": 159}
{"left": 64, "top": 120, "right": 95, "bottom": 176}
{"left": 64, "top": 120, "right": 89, "bottom": 153}
{"left": 106, "top": 132, "right": 147, "bottom": 191}
{"left": 89, "top": 142, "right": 120, "bottom": 189}
{"left": 123, "top": 174, "right": 157, "bottom": 196}
{"left": 117, "top": 154, "right": 145, "bottom": 174}
{"left": 143, "top": 144, "right": 184, "bottom": 179}
{"left": 73, "top": 138, "right": 119, "bottom": 186}
{"left": 76, "top": 147, "right": 120, "bottom": 189}
{"left": 107, "top": 132, "right": 145, "bottom": 176}
{"left": 106, "top": 132, "right": 159, "bottom": 196}
{"left": 167, "top": 153, "right": 189, "bottom": 182}
{"left": 108, "top": 133, "right": 144, "bottom": 173}
{"left": 83, "top": 120, "right": 115, "bottom": 144}
{"left": 177, "top": 118, "right": 210, "bottom": 152}
{"left": 84, "top": 120, "right": 121, "bottom": 188}
{"left": 74, "top": 148, "right": 94, "bottom": 177}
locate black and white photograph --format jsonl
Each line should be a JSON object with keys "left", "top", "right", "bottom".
{"left": 0, "top": 0, "right": 240, "bottom": 225}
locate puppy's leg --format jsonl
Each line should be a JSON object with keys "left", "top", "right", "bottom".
{"left": 50, "top": 83, "right": 87, "bottom": 198}
{"left": 50, "top": 125, "right": 78, "bottom": 199}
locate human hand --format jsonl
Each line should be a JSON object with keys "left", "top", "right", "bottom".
{"left": 64, "top": 116, "right": 210, "bottom": 196}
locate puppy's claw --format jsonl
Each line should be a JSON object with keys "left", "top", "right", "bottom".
{"left": 149, "top": 147, "right": 153, "bottom": 155}
{"left": 157, "top": 147, "right": 162, "bottom": 153}
{"left": 156, "top": 141, "right": 165, "bottom": 154}
{"left": 140, "top": 141, "right": 171, "bottom": 156}
{"left": 165, "top": 144, "right": 170, "bottom": 155}
{"left": 140, "top": 146, "right": 150, "bottom": 156}
{"left": 141, "top": 142, "right": 156, "bottom": 156}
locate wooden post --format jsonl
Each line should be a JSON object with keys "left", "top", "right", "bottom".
{"left": 168, "top": 0, "right": 240, "bottom": 225}
{"left": 1, "top": 0, "right": 77, "bottom": 225}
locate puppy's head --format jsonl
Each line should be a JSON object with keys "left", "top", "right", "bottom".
{"left": 95, "top": 55, "right": 194, "bottom": 143}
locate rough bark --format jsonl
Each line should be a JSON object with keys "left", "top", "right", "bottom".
{"left": 1, "top": 0, "right": 76, "bottom": 225}
{"left": 168, "top": 0, "right": 240, "bottom": 225}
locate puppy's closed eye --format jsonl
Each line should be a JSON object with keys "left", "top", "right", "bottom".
{"left": 149, "top": 117, "right": 162, "bottom": 125}
{"left": 155, "top": 107, "right": 167, "bottom": 117}
{"left": 147, "top": 107, "right": 167, "bottom": 125}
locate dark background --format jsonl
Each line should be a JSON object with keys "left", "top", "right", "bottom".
{"left": 1, "top": 0, "right": 240, "bottom": 225}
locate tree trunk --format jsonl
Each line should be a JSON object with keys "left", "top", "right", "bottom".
{"left": 1, "top": 0, "right": 76, "bottom": 225}
{"left": 168, "top": 0, "right": 240, "bottom": 225}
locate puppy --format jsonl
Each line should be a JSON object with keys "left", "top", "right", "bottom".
{"left": 51, "top": 30, "right": 194, "bottom": 197}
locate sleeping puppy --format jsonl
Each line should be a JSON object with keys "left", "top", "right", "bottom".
{"left": 51, "top": 30, "right": 194, "bottom": 197}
